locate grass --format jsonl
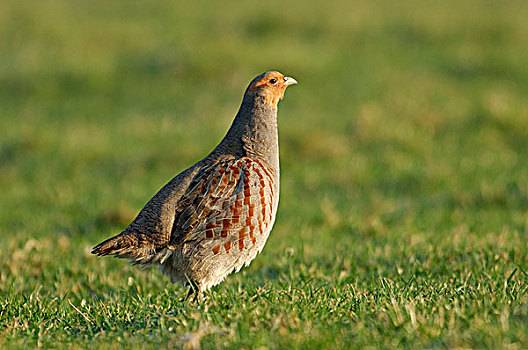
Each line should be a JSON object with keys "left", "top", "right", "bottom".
{"left": 1, "top": 0, "right": 528, "bottom": 348}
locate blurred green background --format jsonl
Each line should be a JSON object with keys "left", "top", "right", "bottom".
{"left": 1, "top": 0, "right": 528, "bottom": 348}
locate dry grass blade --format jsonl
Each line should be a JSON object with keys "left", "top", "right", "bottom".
{"left": 67, "top": 299, "right": 94, "bottom": 325}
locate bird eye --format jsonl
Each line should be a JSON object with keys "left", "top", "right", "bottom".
{"left": 269, "top": 78, "right": 278, "bottom": 85}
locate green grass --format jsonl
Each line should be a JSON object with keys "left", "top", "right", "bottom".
{"left": 2, "top": 0, "right": 528, "bottom": 348}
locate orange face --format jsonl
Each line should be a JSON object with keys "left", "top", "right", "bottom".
{"left": 248, "top": 71, "right": 297, "bottom": 108}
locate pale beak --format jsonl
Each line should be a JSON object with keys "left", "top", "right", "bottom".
{"left": 283, "top": 76, "right": 298, "bottom": 86}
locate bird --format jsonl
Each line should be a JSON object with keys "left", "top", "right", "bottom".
{"left": 92, "top": 71, "right": 297, "bottom": 301}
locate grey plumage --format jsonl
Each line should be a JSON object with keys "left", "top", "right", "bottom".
{"left": 92, "top": 71, "right": 297, "bottom": 300}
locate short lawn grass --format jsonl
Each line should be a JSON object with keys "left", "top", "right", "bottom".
{"left": 1, "top": 0, "right": 528, "bottom": 348}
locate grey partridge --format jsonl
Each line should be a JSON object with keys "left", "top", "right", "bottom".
{"left": 92, "top": 71, "right": 297, "bottom": 300}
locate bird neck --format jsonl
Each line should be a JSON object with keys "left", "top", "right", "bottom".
{"left": 218, "top": 95, "right": 279, "bottom": 167}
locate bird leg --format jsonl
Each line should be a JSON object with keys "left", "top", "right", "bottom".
{"left": 192, "top": 289, "right": 203, "bottom": 303}
{"left": 183, "top": 280, "right": 201, "bottom": 303}
{"left": 184, "top": 285, "right": 194, "bottom": 302}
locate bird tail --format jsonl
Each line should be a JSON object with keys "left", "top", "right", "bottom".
{"left": 91, "top": 233, "right": 164, "bottom": 265}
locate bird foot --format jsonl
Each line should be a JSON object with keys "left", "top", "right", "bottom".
{"left": 181, "top": 281, "right": 202, "bottom": 303}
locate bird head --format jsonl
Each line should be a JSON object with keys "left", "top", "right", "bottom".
{"left": 246, "top": 71, "right": 297, "bottom": 108}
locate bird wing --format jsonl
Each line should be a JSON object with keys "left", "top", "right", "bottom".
{"left": 168, "top": 157, "right": 276, "bottom": 253}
